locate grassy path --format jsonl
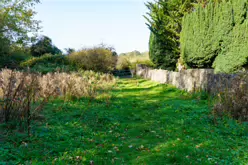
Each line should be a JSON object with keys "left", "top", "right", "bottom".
{"left": 1, "top": 78, "right": 247, "bottom": 164}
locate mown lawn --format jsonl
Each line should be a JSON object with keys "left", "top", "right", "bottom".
{"left": 1, "top": 78, "right": 247, "bottom": 164}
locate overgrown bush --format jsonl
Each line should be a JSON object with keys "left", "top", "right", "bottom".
{"left": 29, "top": 63, "right": 74, "bottom": 74}
{"left": 181, "top": 0, "right": 248, "bottom": 73}
{"left": 116, "top": 51, "right": 154, "bottom": 70}
{"left": 21, "top": 54, "right": 68, "bottom": 67}
{"left": 30, "top": 36, "right": 62, "bottom": 57}
{"left": 20, "top": 54, "right": 72, "bottom": 73}
{"left": 213, "top": 72, "right": 248, "bottom": 121}
{"left": 0, "top": 69, "right": 116, "bottom": 132}
{"left": 130, "top": 60, "right": 155, "bottom": 69}
{"left": 116, "top": 56, "right": 131, "bottom": 70}
{"left": 0, "top": 51, "right": 31, "bottom": 69}
{"left": 68, "top": 46, "right": 117, "bottom": 73}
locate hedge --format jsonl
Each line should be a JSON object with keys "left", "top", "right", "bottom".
{"left": 180, "top": 0, "right": 248, "bottom": 73}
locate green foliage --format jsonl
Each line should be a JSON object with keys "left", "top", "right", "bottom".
{"left": 28, "top": 63, "right": 74, "bottom": 74}
{"left": 0, "top": 36, "right": 10, "bottom": 55}
{"left": 21, "top": 54, "right": 68, "bottom": 68}
{"left": 117, "top": 51, "right": 153, "bottom": 70}
{"left": 149, "top": 32, "right": 179, "bottom": 70}
{"left": 116, "top": 56, "right": 131, "bottom": 70}
{"left": 181, "top": 0, "right": 248, "bottom": 73}
{"left": 145, "top": 0, "right": 196, "bottom": 70}
{"left": 20, "top": 53, "right": 75, "bottom": 74}
{"left": 21, "top": 44, "right": 117, "bottom": 74}
{"left": 0, "top": 0, "right": 40, "bottom": 45}
{"left": 0, "top": 40, "right": 33, "bottom": 69}
{"left": 130, "top": 60, "right": 155, "bottom": 69}
{"left": 0, "top": 51, "right": 31, "bottom": 69}
{"left": 30, "top": 36, "right": 62, "bottom": 57}
{"left": 68, "top": 46, "right": 117, "bottom": 73}
{"left": 0, "top": 78, "right": 247, "bottom": 164}
{"left": 0, "top": 0, "right": 40, "bottom": 69}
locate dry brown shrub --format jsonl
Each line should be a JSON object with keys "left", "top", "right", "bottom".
{"left": 0, "top": 69, "right": 48, "bottom": 134}
{"left": 0, "top": 69, "right": 116, "bottom": 132}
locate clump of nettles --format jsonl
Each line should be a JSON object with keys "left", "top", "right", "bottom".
{"left": 0, "top": 69, "right": 116, "bottom": 131}
{"left": 213, "top": 73, "right": 248, "bottom": 121}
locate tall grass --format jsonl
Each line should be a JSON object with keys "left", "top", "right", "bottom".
{"left": 0, "top": 69, "right": 116, "bottom": 133}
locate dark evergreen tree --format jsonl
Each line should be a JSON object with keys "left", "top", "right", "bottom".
{"left": 144, "top": 0, "right": 196, "bottom": 70}
{"left": 181, "top": 0, "right": 248, "bottom": 73}
{"left": 31, "top": 36, "right": 62, "bottom": 57}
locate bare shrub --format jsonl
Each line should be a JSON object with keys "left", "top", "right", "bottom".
{"left": 0, "top": 69, "right": 116, "bottom": 132}
{"left": 0, "top": 70, "right": 48, "bottom": 134}
{"left": 212, "top": 72, "right": 248, "bottom": 121}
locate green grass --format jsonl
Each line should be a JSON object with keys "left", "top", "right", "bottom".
{"left": 1, "top": 78, "right": 247, "bottom": 164}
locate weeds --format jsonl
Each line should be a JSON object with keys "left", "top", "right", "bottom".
{"left": 212, "top": 72, "right": 248, "bottom": 121}
{"left": 0, "top": 69, "right": 116, "bottom": 133}
{"left": 0, "top": 69, "right": 48, "bottom": 135}
{"left": 1, "top": 78, "right": 247, "bottom": 164}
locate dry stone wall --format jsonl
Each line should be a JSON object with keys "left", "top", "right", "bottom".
{"left": 136, "top": 65, "right": 243, "bottom": 94}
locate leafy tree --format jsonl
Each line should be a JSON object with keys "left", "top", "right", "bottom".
{"left": 0, "top": 0, "right": 40, "bottom": 45}
{"left": 0, "top": 0, "right": 40, "bottom": 68}
{"left": 30, "top": 36, "right": 62, "bottom": 57}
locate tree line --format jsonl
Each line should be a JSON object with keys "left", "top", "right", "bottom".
{"left": 145, "top": 0, "right": 248, "bottom": 73}
{"left": 0, "top": 0, "right": 119, "bottom": 73}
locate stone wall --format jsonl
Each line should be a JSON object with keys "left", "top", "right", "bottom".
{"left": 135, "top": 65, "right": 242, "bottom": 93}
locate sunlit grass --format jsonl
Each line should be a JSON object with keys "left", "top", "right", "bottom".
{"left": 0, "top": 78, "right": 247, "bottom": 164}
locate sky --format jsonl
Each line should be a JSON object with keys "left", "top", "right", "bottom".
{"left": 34, "top": 0, "right": 150, "bottom": 54}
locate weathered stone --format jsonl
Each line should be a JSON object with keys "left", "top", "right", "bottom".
{"left": 135, "top": 64, "right": 244, "bottom": 94}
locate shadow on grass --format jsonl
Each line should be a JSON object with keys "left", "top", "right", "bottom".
{"left": 0, "top": 78, "right": 247, "bottom": 164}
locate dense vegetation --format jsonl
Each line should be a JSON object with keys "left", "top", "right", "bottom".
{"left": 30, "top": 36, "right": 62, "bottom": 57}
{"left": 144, "top": 0, "right": 197, "bottom": 70}
{"left": 0, "top": 0, "right": 247, "bottom": 164}
{"left": 1, "top": 79, "right": 247, "bottom": 164}
{"left": 145, "top": 0, "right": 248, "bottom": 73}
{"left": 0, "top": 0, "right": 40, "bottom": 68}
{"left": 68, "top": 46, "right": 117, "bottom": 73}
{"left": 181, "top": 0, "right": 248, "bottom": 73}
{"left": 0, "top": 69, "right": 116, "bottom": 134}
{"left": 20, "top": 54, "right": 70, "bottom": 73}
{"left": 117, "top": 51, "right": 154, "bottom": 70}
